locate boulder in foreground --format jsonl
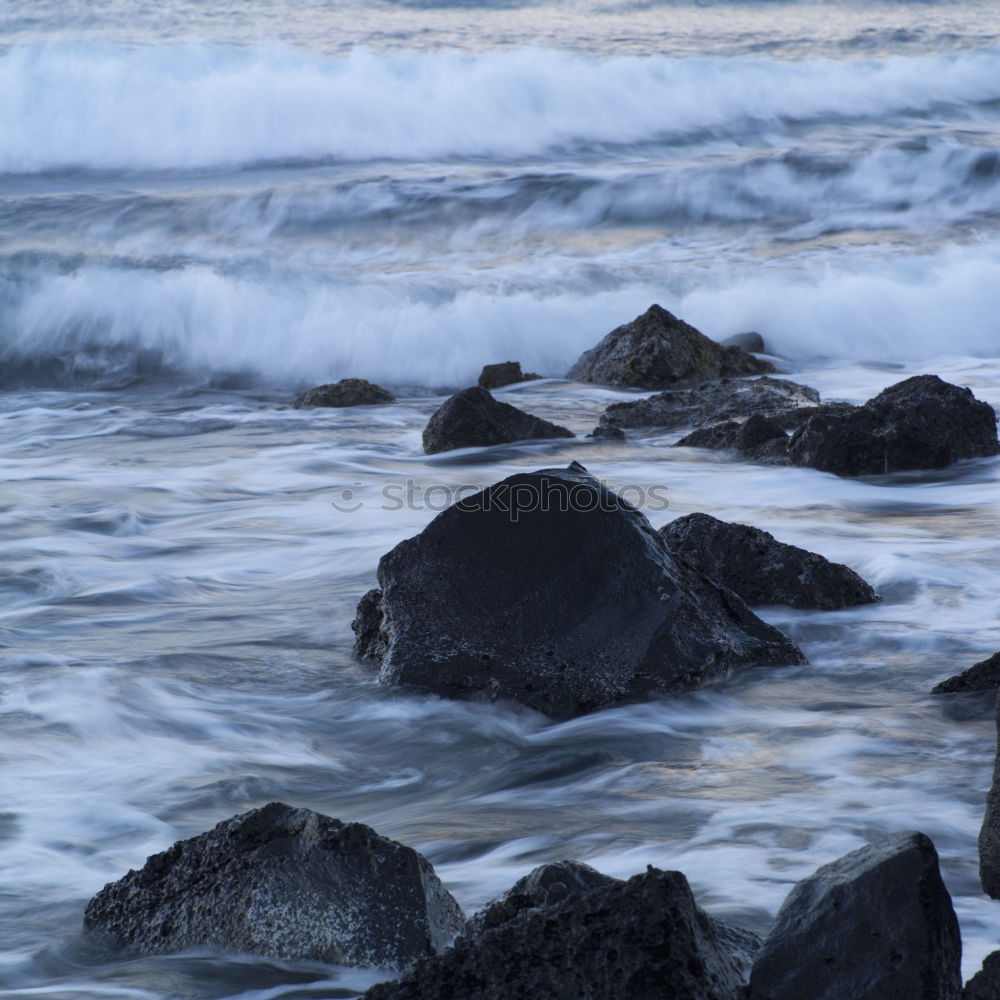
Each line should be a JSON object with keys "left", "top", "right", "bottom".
{"left": 660, "top": 513, "right": 878, "bottom": 610}
{"left": 788, "top": 374, "right": 999, "bottom": 477}
{"left": 366, "top": 862, "right": 751, "bottom": 1000}
{"left": 293, "top": 378, "right": 395, "bottom": 408}
{"left": 83, "top": 802, "right": 464, "bottom": 969}
{"left": 422, "top": 386, "right": 574, "bottom": 455}
{"left": 932, "top": 650, "right": 1000, "bottom": 694}
{"left": 749, "top": 831, "right": 961, "bottom": 1000}
{"left": 567, "top": 304, "right": 774, "bottom": 389}
{"left": 478, "top": 361, "right": 541, "bottom": 390}
{"left": 353, "top": 462, "right": 805, "bottom": 716}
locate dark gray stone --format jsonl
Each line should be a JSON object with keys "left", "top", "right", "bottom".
{"left": 721, "top": 331, "right": 766, "bottom": 353}
{"left": 933, "top": 651, "right": 1000, "bottom": 694}
{"left": 588, "top": 424, "right": 627, "bottom": 441}
{"left": 354, "top": 462, "right": 805, "bottom": 716}
{"left": 422, "top": 386, "right": 574, "bottom": 455}
{"left": 749, "top": 831, "right": 961, "bottom": 1000}
{"left": 659, "top": 513, "right": 878, "bottom": 610}
{"left": 293, "top": 378, "right": 395, "bottom": 408}
{"left": 979, "top": 691, "right": 1000, "bottom": 898}
{"left": 597, "top": 376, "right": 820, "bottom": 434}
{"left": 676, "top": 414, "right": 789, "bottom": 463}
{"left": 567, "top": 304, "right": 773, "bottom": 389}
{"left": 478, "top": 361, "right": 541, "bottom": 390}
{"left": 365, "top": 864, "right": 751, "bottom": 1000}
{"left": 788, "top": 374, "right": 999, "bottom": 477}
{"left": 964, "top": 950, "right": 1000, "bottom": 1000}
{"left": 83, "top": 803, "right": 464, "bottom": 969}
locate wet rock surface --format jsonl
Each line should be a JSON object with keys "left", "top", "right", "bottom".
{"left": 933, "top": 650, "right": 1000, "bottom": 693}
{"left": 83, "top": 803, "right": 465, "bottom": 969}
{"left": 567, "top": 304, "right": 773, "bottom": 389}
{"left": 422, "top": 386, "right": 574, "bottom": 455}
{"left": 749, "top": 831, "right": 961, "bottom": 1000}
{"left": 964, "top": 950, "right": 1000, "bottom": 1000}
{"left": 787, "top": 374, "right": 1000, "bottom": 476}
{"left": 365, "top": 863, "right": 751, "bottom": 1000}
{"left": 477, "top": 361, "right": 541, "bottom": 389}
{"left": 980, "top": 692, "right": 1000, "bottom": 898}
{"left": 659, "top": 513, "right": 878, "bottom": 610}
{"left": 293, "top": 378, "right": 396, "bottom": 408}
{"left": 353, "top": 462, "right": 805, "bottom": 716}
{"left": 675, "top": 414, "right": 789, "bottom": 463}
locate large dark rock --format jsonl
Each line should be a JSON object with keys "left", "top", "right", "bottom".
{"left": 659, "top": 513, "right": 878, "bottom": 610}
{"left": 596, "top": 376, "right": 819, "bottom": 434}
{"left": 749, "top": 831, "right": 961, "bottom": 1000}
{"left": 478, "top": 361, "right": 541, "bottom": 390}
{"left": 567, "top": 304, "right": 774, "bottom": 389}
{"left": 422, "top": 386, "right": 574, "bottom": 455}
{"left": 353, "top": 462, "right": 805, "bottom": 716}
{"left": 979, "top": 691, "right": 1000, "bottom": 897}
{"left": 83, "top": 802, "right": 464, "bottom": 969}
{"left": 932, "top": 650, "right": 1000, "bottom": 694}
{"left": 788, "top": 374, "right": 1000, "bottom": 477}
{"left": 293, "top": 378, "right": 395, "bottom": 408}
{"left": 964, "top": 950, "right": 1000, "bottom": 1000}
{"left": 366, "top": 863, "right": 752, "bottom": 1000}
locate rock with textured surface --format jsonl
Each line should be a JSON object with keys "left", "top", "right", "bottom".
{"left": 83, "top": 802, "right": 465, "bottom": 969}
{"left": 365, "top": 864, "right": 751, "bottom": 1000}
{"left": 659, "top": 513, "right": 877, "bottom": 610}
{"left": 353, "top": 462, "right": 804, "bottom": 716}
{"left": 293, "top": 378, "right": 395, "bottom": 408}
{"left": 964, "top": 951, "right": 1000, "bottom": 1000}
{"left": 788, "top": 374, "right": 999, "bottom": 477}
{"left": 979, "top": 692, "right": 1000, "bottom": 897}
{"left": 676, "top": 414, "right": 789, "bottom": 462}
{"left": 422, "top": 386, "right": 573, "bottom": 455}
{"left": 932, "top": 651, "right": 1000, "bottom": 694}
{"left": 567, "top": 305, "right": 773, "bottom": 389}
{"left": 748, "top": 831, "right": 961, "bottom": 1000}
{"left": 477, "top": 361, "right": 541, "bottom": 390}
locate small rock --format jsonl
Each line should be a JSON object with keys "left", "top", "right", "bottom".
{"left": 748, "top": 831, "right": 961, "bottom": 1000}
{"left": 788, "top": 374, "right": 999, "bottom": 477}
{"left": 422, "top": 386, "right": 574, "bottom": 455}
{"left": 964, "top": 950, "right": 1000, "bottom": 1000}
{"left": 659, "top": 513, "right": 878, "bottom": 610}
{"left": 293, "top": 378, "right": 395, "bottom": 408}
{"left": 933, "top": 651, "right": 1000, "bottom": 694}
{"left": 587, "top": 424, "right": 626, "bottom": 441}
{"left": 721, "top": 331, "right": 766, "bottom": 353}
{"left": 567, "top": 304, "right": 773, "bottom": 389}
{"left": 477, "top": 361, "right": 541, "bottom": 390}
{"left": 83, "top": 802, "right": 464, "bottom": 969}
{"left": 676, "top": 414, "right": 789, "bottom": 463}
{"left": 979, "top": 691, "right": 1000, "bottom": 897}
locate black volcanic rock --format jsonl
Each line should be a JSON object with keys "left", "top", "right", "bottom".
{"left": 980, "top": 691, "right": 1000, "bottom": 898}
{"left": 422, "top": 386, "right": 573, "bottom": 455}
{"left": 353, "top": 462, "right": 805, "bottom": 716}
{"left": 365, "top": 864, "right": 751, "bottom": 1000}
{"left": 788, "top": 374, "right": 999, "bottom": 477}
{"left": 964, "top": 950, "right": 1000, "bottom": 1000}
{"left": 676, "top": 414, "right": 789, "bottom": 462}
{"left": 293, "top": 378, "right": 395, "bottom": 408}
{"left": 83, "top": 803, "right": 464, "bottom": 969}
{"left": 478, "top": 361, "right": 541, "bottom": 390}
{"left": 659, "top": 513, "right": 878, "bottom": 610}
{"left": 749, "top": 831, "right": 961, "bottom": 1000}
{"left": 933, "top": 651, "right": 1000, "bottom": 694}
{"left": 567, "top": 304, "right": 773, "bottom": 389}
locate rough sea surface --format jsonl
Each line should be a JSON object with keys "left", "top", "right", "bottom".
{"left": 2, "top": 0, "right": 999, "bottom": 996}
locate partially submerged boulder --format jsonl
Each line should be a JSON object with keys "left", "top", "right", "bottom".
{"left": 567, "top": 305, "right": 774, "bottom": 389}
{"left": 721, "top": 331, "right": 766, "bottom": 353}
{"left": 676, "top": 414, "right": 789, "bottom": 463}
{"left": 964, "top": 951, "right": 1000, "bottom": 1000}
{"left": 83, "top": 802, "right": 464, "bottom": 969}
{"left": 788, "top": 374, "right": 999, "bottom": 477}
{"left": 932, "top": 650, "right": 1000, "bottom": 694}
{"left": 979, "top": 692, "right": 1000, "bottom": 897}
{"left": 422, "top": 386, "right": 574, "bottom": 455}
{"left": 596, "top": 376, "right": 819, "bottom": 435}
{"left": 659, "top": 513, "right": 878, "bottom": 610}
{"left": 353, "top": 462, "right": 805, "bottom": 716}
{"left": 748, "top": 831, "right": 961, "bottom": 1000}
{"left": 366, "top": 863, "right": 752, "bottom": 1000}
{"left": 293, "top": 378, "right": 395, "bottom": 408}
{"left": 478, "top": 361, "right": 541, "bottom": 390}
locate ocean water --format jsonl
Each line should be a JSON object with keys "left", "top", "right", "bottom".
{"left": 1, "top": 0, "right": 999, "bottom": 996}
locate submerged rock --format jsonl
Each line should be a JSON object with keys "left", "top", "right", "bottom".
{"left": 477, "top": 361, "right": 541, "bottom": 390}
{"left": 422, "top": 386, "right": 574, "bottom": 455}
{"left": 788, "top": 374, "right": 1000, "bottom": 477}
{"left": 83, "top": 802, "right": 464, "bottom": 969}
{"left": 567, "top": 304, "right": 773, "bottom": 389}
{"left": 659, "top": 513, "right": 878, "bottom": 610}
{"left": 932, "top": 650, "right": 1000, "bottom": 694}
{"left": 748, "top": 831, "right": 961, "bottom": 1000}
{"left": 293, "top": 378, "right": 395, "bottom": 408}
{"left": 721, "top": 331, "right": 766, "bottom": 353}
{"left": 980, "top": 692, "right": 1000, "bottom": 897}
{"left": 676, "top": 414, "right": 789, "bottom": 463}
{"left": 366, "top": 863, "right": 752, "bottom": 1000}
{"left": 353, "top": 462, "right": 804, "bottom": 716}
